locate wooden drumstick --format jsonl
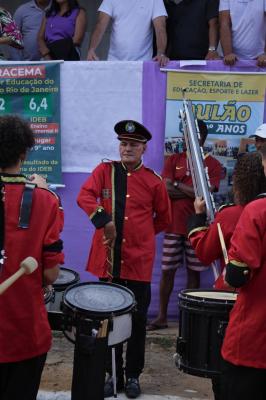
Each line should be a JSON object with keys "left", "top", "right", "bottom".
{"left": 217, "top": 223, "right": 229, "bottom": 265}
{"left": 0, "top": 257, "right": 38, "bottom": 295}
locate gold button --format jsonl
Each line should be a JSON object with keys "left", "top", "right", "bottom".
{"left": 127, "top": 173, "right": 131, "bottom": 176}
{"left": 122, "top": 238, "right": 126, "bottom": 243}
{"left": 124, "top": 216, "right": 128, "bottom": 220}
{"left": 121, "top": 260, "right": 124, "bottom": 264}
{"left": 126, "top": 194, "right": 130, "bottom": 198}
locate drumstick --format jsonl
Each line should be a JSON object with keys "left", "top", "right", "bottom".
{"left": 0, "top": 257, "right": 38, "bottom": 295}
{"left": 217, "top": 223, "right": 229, "bottom": 265}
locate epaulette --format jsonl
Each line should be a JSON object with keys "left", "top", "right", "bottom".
{"left": 101, "top": 158, "right": 113, "bottom": 164}
{"left": 218, "top": 203, "right": 235, "bottom": 212}
{"left": 145, "top": 167, "right": 162, "bottom": 180}
{"left": 256, "top": 193, "right": 266, "bottom": 199}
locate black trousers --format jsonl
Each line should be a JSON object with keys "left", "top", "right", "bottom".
{"left": 102, "top": 278, "right": 151, "bottom": 379}
{"left": 221, "top": 359, "right": 266, "bottom": 400}
{"left": 0, "top": 353, "right": 47, "bottom": 400}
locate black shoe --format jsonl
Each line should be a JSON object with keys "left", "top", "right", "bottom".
{"left": 104, "top": 375, "right": 124, "bottom": 398}
{"left": 125, "top": 377, "right": 141, "bottom": 399}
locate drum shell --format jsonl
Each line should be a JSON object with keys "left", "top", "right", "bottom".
{"left": 46, "top": 267, "right": 80, "bottom": 312}
{"left": 176, "top": 289, "right": 236, "bottom": 378}
{"left": 62, "top": 282, "right": 135, "bottom": 346}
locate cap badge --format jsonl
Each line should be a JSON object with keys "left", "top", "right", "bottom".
{"left": 125, "top": 122, "right": 136, "bottom": 133}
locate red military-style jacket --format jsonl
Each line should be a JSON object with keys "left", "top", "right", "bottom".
{"left": 187, "top": 204, "right": 244, "bottom": 289}
{"left": 222, "top": 197, "right": 266, "bottom": 369}
{"left": 0, "top": 174, "right": 64, "bottom": 363}
{"left": 77, "top": 161, "right": 171, "bottom": 282}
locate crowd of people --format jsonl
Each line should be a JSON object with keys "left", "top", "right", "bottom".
{"left": 0, "top": 0, "right": 265, "bottom": 64}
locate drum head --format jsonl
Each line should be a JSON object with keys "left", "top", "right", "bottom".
{"left": 63, "top": 282, "right": 135, "bottom": 318}
{"left": 179, "top": 289, "right": 237, "bottom": 304}
{"left": 53, "top": 267, "right": 80, "bottom": 291}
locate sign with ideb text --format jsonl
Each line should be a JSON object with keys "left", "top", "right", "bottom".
{"left": 0, "top": 62, "right": 62, "bottom": 185}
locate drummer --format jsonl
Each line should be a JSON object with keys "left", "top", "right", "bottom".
{"left": 187, "top": 152, "right": 266, "bottom": 400}
{"left": 0, "top": 116, "right": 64, "bottom": 400}
{"left": 221, "top": 144, "right": 266, "bottom": 400}
{"left": 77, "top": 120, "right": 171, "bottom": 398}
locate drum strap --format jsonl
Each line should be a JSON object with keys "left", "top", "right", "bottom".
{"left": 18, "top": 183, "right": 36, "bottom": 229}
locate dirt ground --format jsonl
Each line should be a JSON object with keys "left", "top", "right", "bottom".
{"left": 40, "top": 323, "right": 213, "bottom": 399}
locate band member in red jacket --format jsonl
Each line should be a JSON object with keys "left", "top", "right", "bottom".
{"left": 187, "top": 152, "right": 266, "bottom": 290}
{"left": 221, "top": 144, "right": 266, "bottom": 400}
{"left": 77, "top": 120, "right": 171, "bottom": 398}
{"left": 0, "top": 116, "right": 64, "bottom": 400}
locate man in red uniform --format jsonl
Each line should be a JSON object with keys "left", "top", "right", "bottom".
{"left": 220, "top": 144, "right": 266, "bottom": 400}
{"left": 77, "top": 120, "right": 171, "bottom": 399}
{"left": 148, "top": 120, "right": 222, "bottom": 330}
{"left": 0, "top": 116, "right": 64, "bottom": 400}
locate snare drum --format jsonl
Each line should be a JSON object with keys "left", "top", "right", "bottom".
{"left": 62, "top": 282, "right": 136, "bottom": 346}
{"left": 47, "top": 267, "right": 80, "bottom": 330}
{"left": 176, "top": 289, "right": 237, "bottom": 378}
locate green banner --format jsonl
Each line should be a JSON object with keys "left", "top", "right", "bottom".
{"left": 0, "top": 62, "right": 62, "bottom": 184}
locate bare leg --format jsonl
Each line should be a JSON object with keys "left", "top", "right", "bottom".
{"left": 186, "top": 269, "right": 200, "bottom": 289}
{"left": 149, "top": 269, "right": 176, "bottom": 327}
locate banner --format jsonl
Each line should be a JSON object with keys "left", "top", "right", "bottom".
{"left": 165, "top": 70, "right": 266, "bottom": 203}
{"left": 0, "top": 62, "right": 62, "bottom": 184}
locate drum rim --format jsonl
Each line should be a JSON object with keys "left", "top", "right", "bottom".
{"left": 63, "top": 281, "right": 136, "bottom": 318}
{"left": 53, "top": 267, "right": 80, "bottom": 290}
{"left": 178, "top": 289, "right": 237, "bottom": 304}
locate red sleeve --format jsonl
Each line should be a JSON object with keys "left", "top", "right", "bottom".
{"left": 162, "top": 155, "right": 175, "bottom": 181}
{"left": 153, "top": 180, "right": 171, "bottom": 234}
{"left": 42, "top": 196, "right": 64, "bottom": 270}
{"left": 189, "top": 208, "right": 236, "bottom": 265}
{"left": 229, "top": 200, "right": 266, "bottom": 270}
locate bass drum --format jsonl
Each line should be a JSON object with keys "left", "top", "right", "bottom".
{"left": 62, "top": 281, "right": 136, "bottom": 346}
{"left": 176, "top": 289, "right": 237, "bottom": 378}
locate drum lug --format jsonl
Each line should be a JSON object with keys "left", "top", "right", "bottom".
{"left": 217, "top": 320, "right": 228, "bottom": 337}
{"left": 176, "top": 336, "right": 186, "bottom": 363}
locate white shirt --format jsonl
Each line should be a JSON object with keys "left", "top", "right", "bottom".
{"left": 99, "top": 0, "right": 167, "bottom": 61}
{"left": 219, "top": 0, "right": 266, "bottom": 59}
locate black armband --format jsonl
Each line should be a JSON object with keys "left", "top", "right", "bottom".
{"left": 225, "top": 261, "right": 250, "bottom": 288}
{"left": 187, "top": 213, "right": 207, "bottom": 238}
{"left": 43, "top": 239, "right": 63, "bottom": 253}
{"left": 90, "top": 207, "right": 112, "bottom": 229}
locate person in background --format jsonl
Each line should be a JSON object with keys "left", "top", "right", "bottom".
{"left": 38, "top": 0, "right": 86, "bottom": 60}
{"left": 221, "top": 144, "right": 266, "bottom": 400}
{"left": 87, "top": 0, "right": 169, "bottom": 67}
{"left": 0, "top": 115, "right": 64, "bottom": 400}
{"left": 219, "top": 0, "right": 266, "bottom": 66}
{"left": 0, "top": 6, "right": 23, "bottom": 59}
{"left": 238, "top": 123, "right": 266, "bottom": 155}
{"left": 164, "top": 0, "right": 220, "bottom": 61}
{"left": 77, "top": 120, "right": 171, "bottom": 399}
{"left": 10, "top": 0, "right": 51, "bottom": 61}
{"left": 148, "top": 120, "right": 222, "bottom": 330}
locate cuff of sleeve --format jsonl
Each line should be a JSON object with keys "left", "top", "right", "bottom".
{"left": 187, "top": 213, "right": 207, "bottom": 238}
{"left": 90, "top": 207, "right": 112, "bottom": 229}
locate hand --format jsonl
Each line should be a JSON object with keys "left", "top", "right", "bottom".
{"left": 205, "top": 51, "right": 220, "bottom": 61}
{"left": 194, "top": 197, "right": 206, "bottom": 214}
{"left": 223, "top": 53, "right": 237, "bottom": 66}
{"left": 257, "top": 53, "right": 266, "bottom": 67}
{"left": 44, "top": 54, "right": 52, "bottom": 61}
{"left": 103, "top": 221, "right": 116, "bottom": 248}
{"left": 28, "top": 173, "right": 48, "bottom": 189}
{"left": 87, "top": 48, "right": 99, "bottom": 61}
{"left": 153, "top": 53, "right": 169, "bottom": 67}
